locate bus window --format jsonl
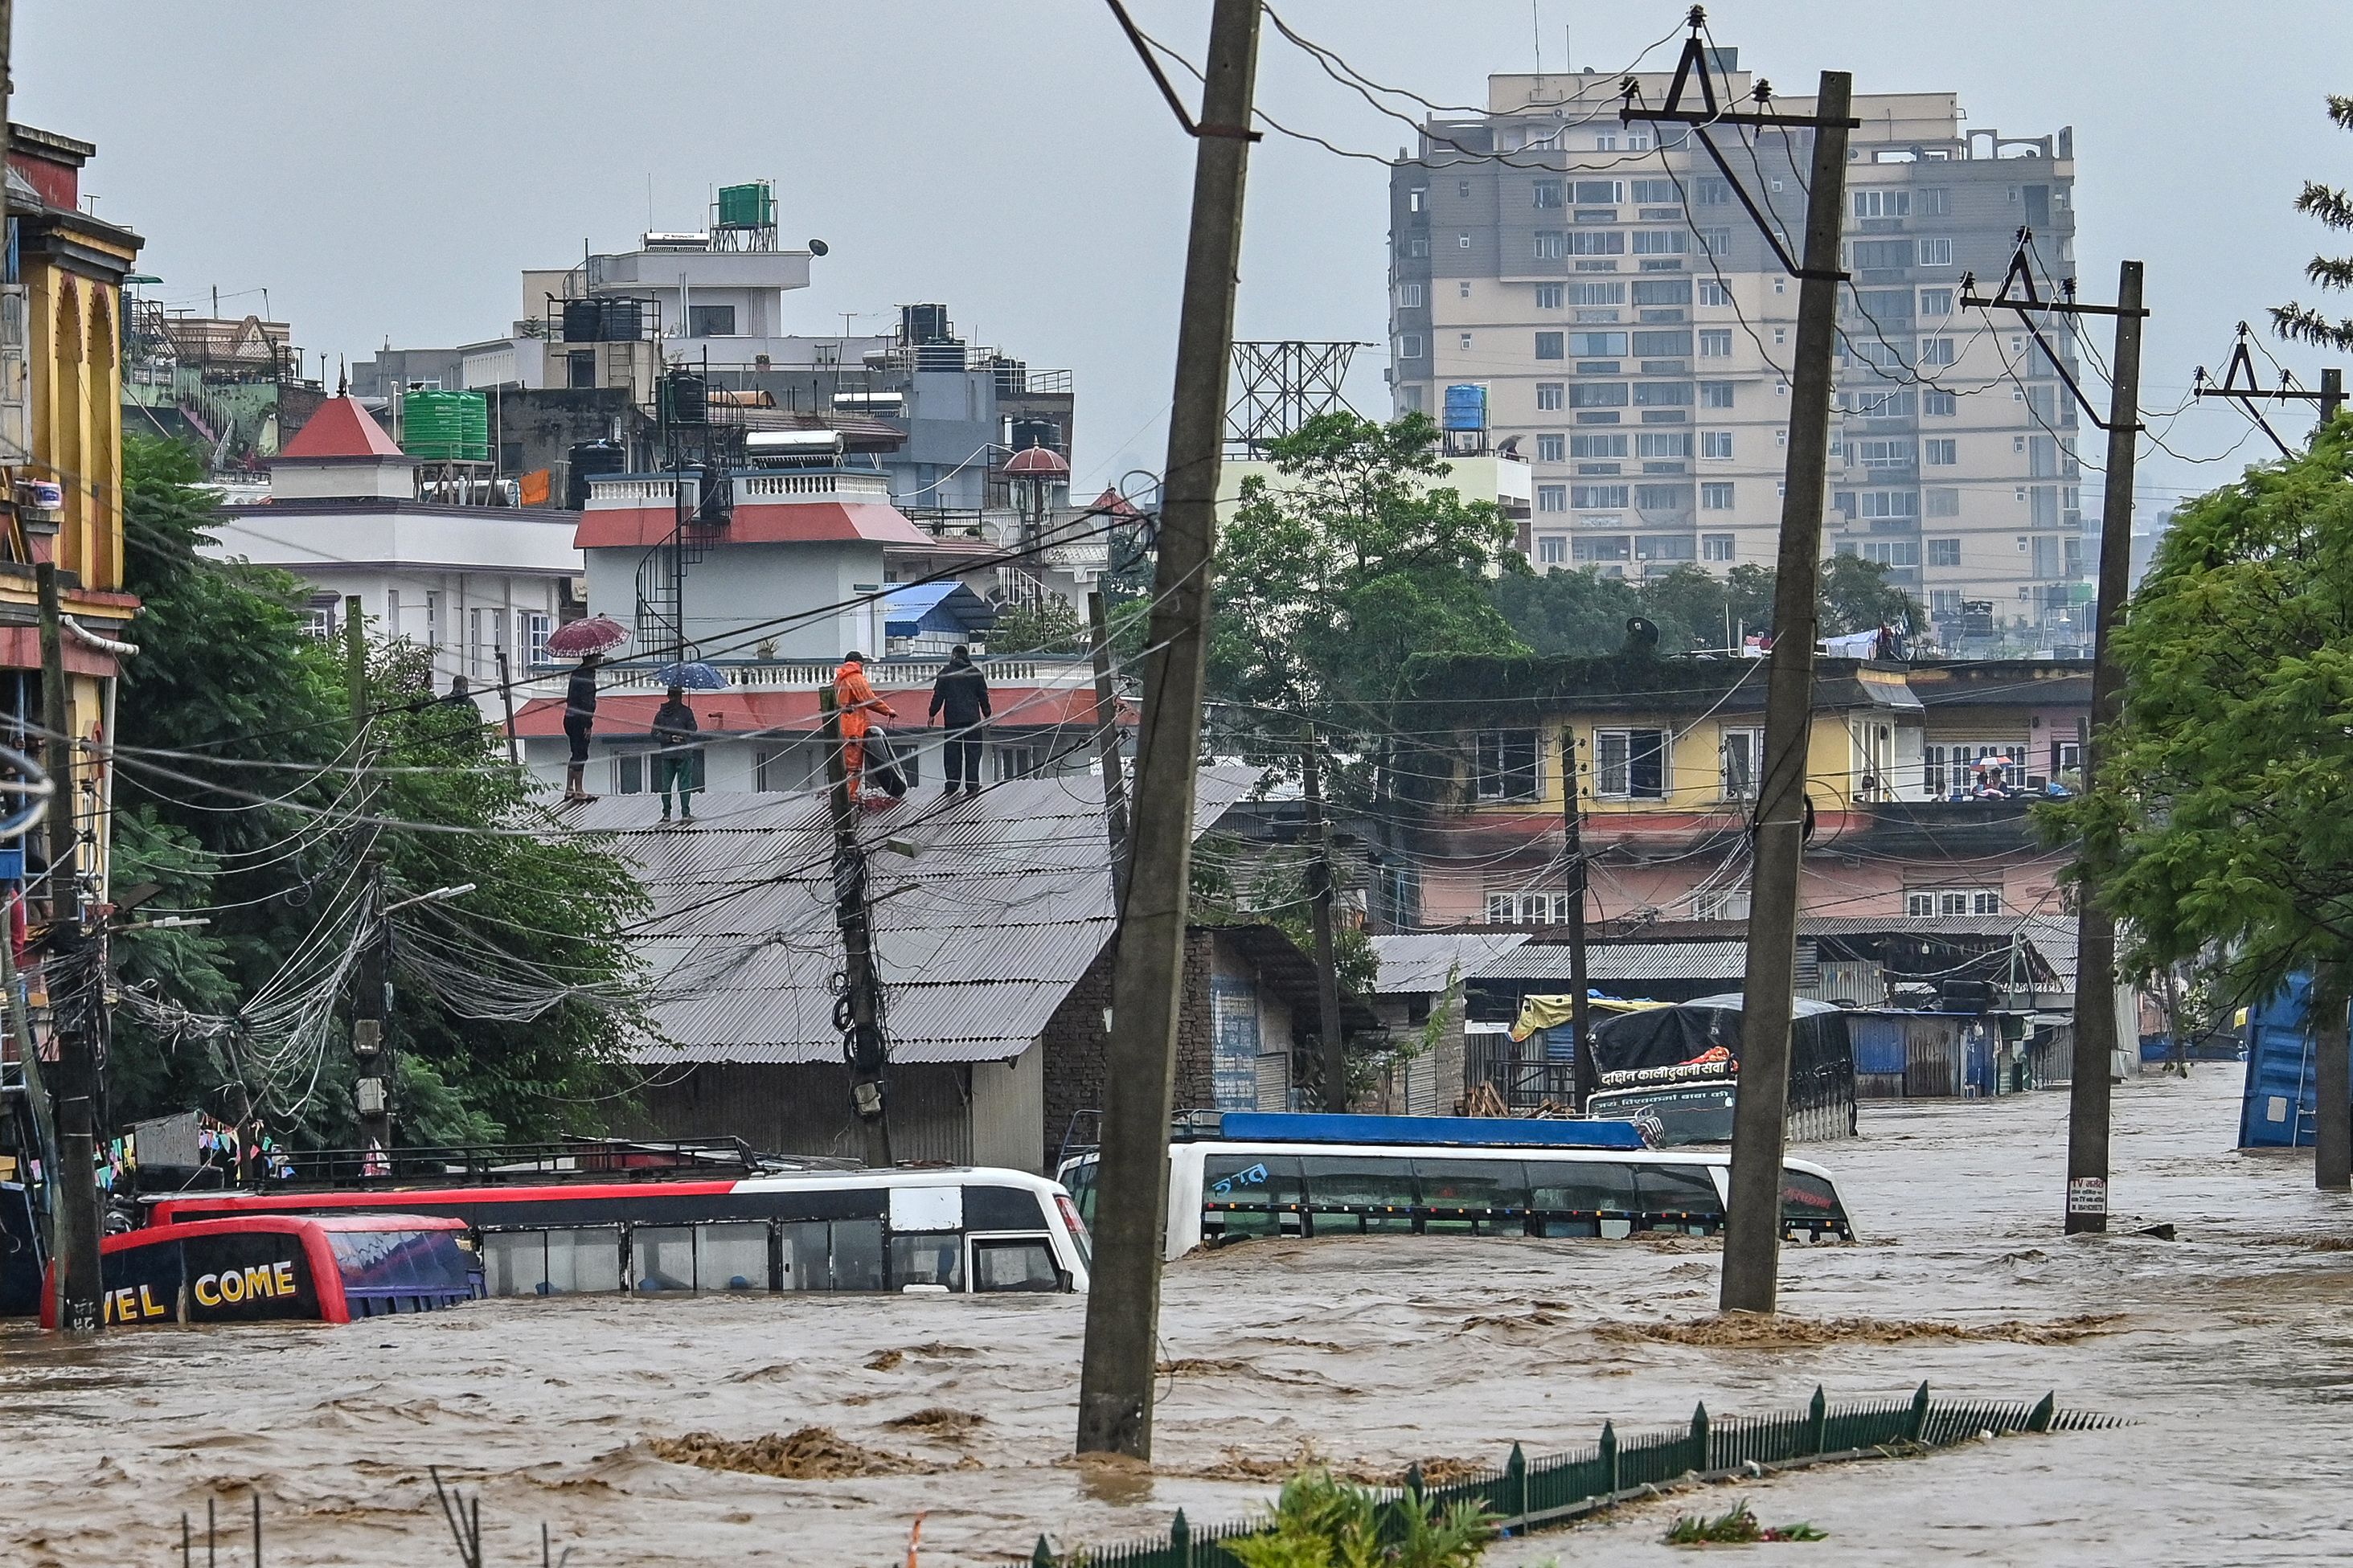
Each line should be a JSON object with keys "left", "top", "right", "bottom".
{"left": 972, "top": 1238, "right": 1062, "bottom": 1292}
{"left": 544, "top": 1228, "right": 625, "bottom": 1294}
{"left": 1299, "top": 1155, "right": 1415, "bottom": 1234}
{"left": 1201, "top": 1153, "right": 1302, "bottom": 1240}
{"left": 696, "top": 1222, "right": 771, "bottom": 1291}
{"left": 1062, "top": 1159, "right": 1098, "bottom": 1227}
{"left": 1526, "top": 1160, "right": 1638, "bottom": 1238}
{"left": 632, "top": 1226, "right": 696, "bottom": 1293}
{"left": 1635, "top": 1165, "right": 1725, "bottom": 1234}
{"left": 1781, "top": 1169, "right": 1848, "bottom": 1238}
{"left": 965, "top": 1185, "right": 1050, "bottom": 1231}
{"left": 892, "top": 1232, "right": 964, "bottom": 1292}
{"left": 482, "top": 1232, "right": 543, "bottom": 1296}
{"left": 831, "top": 1219, "right": 886, "bottom": 1292}
{"left": 1413, "top": 1160, "right": 1529, "bottom": 1233}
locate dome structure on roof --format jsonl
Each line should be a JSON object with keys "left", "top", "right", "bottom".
{"left": 1003, "top": 445, "right": 1070, "bottom": 477}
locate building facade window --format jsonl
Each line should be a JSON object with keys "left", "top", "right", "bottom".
{"left": 1572, "top": 281, "right": 1625, "bottom": 305}
{"left": 1472, "top": 729, "right": 1540, "bottom": 800}
{"left": 1536, "top": 382, "right": 1565, "bottom": 411}
{"left": 1535, "top": 331, "right": 1567, "bottom": 360}
{"left": 1917, "top": 237, "right": 1953, "bottom": 266}
{"left": 1569, "top": 332, "right": 1628, "bottom": 357}
{"left": 1852, "top": 189, "right": 1910, "bottom": 219}
{"left": 1923, "top": 388, "right": 1957, "bottom": 416}
{"left": 1700, "top": 482, "right": 1735, "bottom": 510}
{"left": 1919, "top": 287, "right": 1953, "bottom": 315}
{"left": 1698, "top": 278, "right": 1732, "bottom": 306}
{"left": 1700, "top": 381, "right": 1735, "bottom": 408}
{"left": 1918, "top": 336, "right": 1957, "bottom": 366}
{"left": 1925, "top": 438, "right": 1958, "bottom": 465}
{"left": 1572, "top": 484, "right": 1629, "bottom": 509}
{"left": 525, "top": 611, "right": 553, "bottom": 667}
{"left": 1399, "top": 334, "right": 1424, "bottom": 358}
{"left": 1905, "top": 886, "right": 2003, "bottom": 917}
{"left": 1595, "top": 728, "right": 1669, "bottom": 800}
{"left": 1572, "top": 432, "right": 1627, "bottom": 458}
{"left": 1537, "top": 484, "right": 1568, "bottom": 512}
{"left": 1702, "top": 532, "right": 1735, "bottom": 561}
{"left": 1698, "top": 329, "right": 1733, "bottom": 357}
{"left": 1398, "top": 282, "right": 1425, "bottom": 308}
{"left": 1536, "top": 433, "right": 1566, "bottom": 462}
{"left": 1535, "top": 283, "right": 1564, "bottom": 309}
{"left": 1927, "top": 538, "right": 1962, "bottom": 567}
{"left": 1701, "top": 430, "right": 1734, "bottom": 459}
{"left": 1535, "top": 534, "right": 1567, "bottom": 565}
{"left": 1720, "top": 727, "right": 1763, "bottom": 799}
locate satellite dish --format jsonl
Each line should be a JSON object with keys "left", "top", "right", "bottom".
{"left": 808, "top": 239, "right": 830, "bottom": 256}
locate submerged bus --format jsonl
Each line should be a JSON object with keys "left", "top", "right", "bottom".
{"left": 41, "top": 1214, "right": 477, "bottom": 1328}
{"left": 149, "top": 1165, "right": 1090, "bottom": 1297}
{"left": 1056, "top": 1112, "right": 1852, "bottom": 1258}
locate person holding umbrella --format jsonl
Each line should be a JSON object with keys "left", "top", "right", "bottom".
{"left": 564, "top": 653, "right": 602, "bottom": 802}
{"left": 651, "top": 683, "right": 701, "bottom": 822}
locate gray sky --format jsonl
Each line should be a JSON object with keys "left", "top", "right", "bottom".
{"left": 24, "top": 2, "right": 2353, "bottom": 512}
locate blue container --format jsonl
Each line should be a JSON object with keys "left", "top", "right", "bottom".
{"left": 2240, "top": 973, "right": 2330, "bottom": 1148}
{"left": 1441, "top": 383, "right": 1488, "bottom": 432}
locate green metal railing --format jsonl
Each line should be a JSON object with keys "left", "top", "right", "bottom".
{"left": 1035, "top": 1384, "right": 2119, "bottom": 1567}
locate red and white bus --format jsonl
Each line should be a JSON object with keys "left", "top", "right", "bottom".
{"left": 149, "top": 1165, "right": 1090, "bottom": 1297}
{"left": 43, "top": 1214, "right": 477, "bottom": 1327}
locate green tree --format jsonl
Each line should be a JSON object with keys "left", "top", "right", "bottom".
{"left": 2058, "top": 421, "right": 2353, "bottom": 1173}
{"left": 1211, "top": 411, "right": 1526, "bottom": 752}
{"left": 2273, "top": 96, "right": 2353, "bottom": 351}
{"left": 1816, "top": 552, "right": 1921, "bottom": 637}
{"left": 109, "top": 432, "right": 646, "bottom": 1145}
{"left": 983, "top": 595, "right": 1085, "bottom": 657}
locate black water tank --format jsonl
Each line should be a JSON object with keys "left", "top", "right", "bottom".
{"left": 902, "top": 302, "right": 951, "bottom": 344}
{"left": 1010, "top": 418, "right": 1060, "bottom": 452}
{"left": 600, "top": 297, "right": 644, "bottom": 342}
{"left": 562, "top": 299, "right": 605, "bottom": 343}
{"left": 666, "top": 372, "right": 707, "bottom": 426}
{"left": 564, "top": 440, "right": 625, "bottom": 510}
{"left": 913, "top": 340, "right": 966, "bottom": 373}
{"left": 992, "top": 358, "right": 1027, "bottom": 396}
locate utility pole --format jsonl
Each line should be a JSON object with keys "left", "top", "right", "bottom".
{"left": 1086, "top": 592, "right": 1131, "bottom": 903}
{"left": 1964, "top": 252, "right": 2147, "bottom": 1228}
{"left": 820, "top": 690, "right": 892, "bottom": 1169}
{"left": 1560, "top": 729, "right": 1596, "bottom": 1110}
{"left": 1078, "top": 0, "right": 1260, "bottom": 1460}
{"left": 493, "top": 646, "right": 521, "bottom": 767}
{"left": 1624, "top": 39, "right": 1856, "bottom": 1315}
{"left": 2191, "top": 325, "right": 2340, "bottom": 456}
{"left": 343, "top": 596, "right": 392, "bottom": 1164}
{"left": 37, "top": 562, "right": 100, "bottom": 1332}
{"left": 1299, "top": 724, "right": 1347, "bottom": 1112}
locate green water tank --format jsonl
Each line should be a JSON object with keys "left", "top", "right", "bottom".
{"left": 401, "top": 390, "right": 490, "bottom": 462}
{"left": 717, "top": 181, "right": 773, "bottom": 229}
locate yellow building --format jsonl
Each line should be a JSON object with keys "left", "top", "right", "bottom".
{"left": 10, "top": 124, "right": 143, "bottom": 907}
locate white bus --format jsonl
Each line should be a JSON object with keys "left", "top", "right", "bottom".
{"left": 1057, "top": 1113, "right": 1851, "bottom": 1259}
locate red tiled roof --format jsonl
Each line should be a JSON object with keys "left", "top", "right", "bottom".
{"left": 276, "top": 396, "right": 405, "bottom": 461}
{"left": 1088, "top": 486, "right": 1143, "bottom": 519}
{"left": 573, "top": 501, "right": 935, "bottom": 550}
{"left": 512, "top": 686, "right": 1125, "bottom": 739}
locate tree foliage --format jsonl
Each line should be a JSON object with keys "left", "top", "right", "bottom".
{"left": 2273, "top": 95, "right": 2353, "bottom": 352}
{"left": 110, "top": 432, "right": 646, "bottom": 1146}
{"left": 983, "top": 595, "right": 1085, "bottom": 657}
{"left": 1211, "top": 412, "right": 1527, "bottom": 738}
{"left": 1490, "top": 555, "right": 1916, "bottom": 659}
{"left": 2058, "top": 420, "right": 2353, "bottom": 1006}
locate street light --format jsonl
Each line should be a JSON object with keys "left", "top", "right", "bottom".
{"left": 383, "top": 882, "right": 474, "bottom": 916}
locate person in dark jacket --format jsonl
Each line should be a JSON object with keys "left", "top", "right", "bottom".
{"left": 651, "top": 684, "right": 700, "bottom": 821}
{"left": 563, "top": 654, "right": 602, "bottom": 803}
{"left": 928, "top": 645, "right": 991, "bottom": 796}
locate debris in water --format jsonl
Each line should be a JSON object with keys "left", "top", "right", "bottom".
{"left": 1665, "top": 1497, "right": 1826, "bottom": 1544}
{"left": 865, "top": 1350, "right": 905, "bottom": 1372}
{"left": 2137, "top": 1224, "right": 2179, "bottom": 1241}
{"left": 1593, "top": 1313, "right": 2121, "bottom": 1347}
{"left": 648, "top": 1427, "right": 927, "bottom": 1480}
{"left": 886, "top": 1407, "right": 986, "bottom": 1437}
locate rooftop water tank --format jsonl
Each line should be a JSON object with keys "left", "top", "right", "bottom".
{"left": 1442, "top": 383, "right": 1489, "bottom": 432}
{"left": 401, "top": 391, "right": 490, "bottom": 463}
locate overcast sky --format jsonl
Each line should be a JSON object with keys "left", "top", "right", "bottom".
{"left": 24, "top": 2, "right": 2353, "bottom": 514}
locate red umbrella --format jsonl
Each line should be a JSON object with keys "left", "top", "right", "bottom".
{"left": 546, "top": 615, "right": 628, "bottom": 658}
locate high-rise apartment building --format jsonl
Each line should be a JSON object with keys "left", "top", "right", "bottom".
{"left": 1388, "top": 49, "right": 2090, "bottom": 649}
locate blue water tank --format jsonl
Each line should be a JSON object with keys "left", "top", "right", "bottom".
{"left": 1442, "top": 383, "right": 1489, "bottom": 432}
{"left": 2240, "top": 974, "right": 2333, "bottom": 1148}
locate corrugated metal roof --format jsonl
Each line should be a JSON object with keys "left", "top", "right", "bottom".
{"left": 609, "top": 769, "right": 1254, "bottom": 1066}
{"left": 1371, "top": 933, "right": 1531, "bottom": 993}
{"left": 1474, "top": 940, "right": 1756, "bottom": 984}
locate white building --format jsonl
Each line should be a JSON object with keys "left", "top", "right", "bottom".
{"left": 209, "top": 395, "right": 584, "bottom": 715}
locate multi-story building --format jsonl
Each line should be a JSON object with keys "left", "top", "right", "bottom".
{"left": 1388, "top": 49, "right": 2091, "bottom": 649}
{"left": 1390, "top": 649, "right": 2089, "bottom": 932}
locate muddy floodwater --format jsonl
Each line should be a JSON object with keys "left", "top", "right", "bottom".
{"left": 6, "top": 1066, "right": 2351, "bottom": 1566}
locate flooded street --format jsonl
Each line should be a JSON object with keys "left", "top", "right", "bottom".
{"left": 6, "top": 1066, "right": 2351, "bottom": 1566}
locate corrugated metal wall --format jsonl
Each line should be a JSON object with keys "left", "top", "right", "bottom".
{"left": 887, "top": 1064, "right": 975, "bottom": 1166}
{"left": 972, "top": 1048, "right": 1045, "bottom": 1173}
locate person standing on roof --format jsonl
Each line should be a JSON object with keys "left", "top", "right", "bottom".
{"left": 651, "top": 683, "right": 700, "bottom": 823}
{"left": 833, "top": 649, "right": 896, "bottom": 806}
{"left": 563, "top": 653, "right": 602, "bottom": 804}
{"left": 927, "top": 644, "right": 991, "bottom": 797}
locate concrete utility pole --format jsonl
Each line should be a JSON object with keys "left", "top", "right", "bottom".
{"left": 819, "top": 690, "right": 892, "bottom": 1169}
{"left": 343, "top": 596, "right": 393, "bottom": 1162}
{"left": 1711, "top": 72, "right": 1854, "bottom": 1316}
{"left": 493, "top": 646, "right": 521, "bottom": 767}
{"left": 1086, "top": 592, "right": 1130, "bottom": 903}
{"left": 37, "top": 562, "right": 100, "bottom": 1332}
{"left": 2064, "top": 261, "right": 2146, "bottom": 1226}
{"left": 1560, "top": 728, "right": 1596, "bottom": 1110}
{"left": 1299, "top": 724, "right": 1347, "bottom": 1112}
{"left": 1077, "top": 0, "right": 1260, "bottom": 1460}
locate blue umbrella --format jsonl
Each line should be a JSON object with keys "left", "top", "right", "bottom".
{"left": 657, "top": 661, "right": 726, "bottom": 690}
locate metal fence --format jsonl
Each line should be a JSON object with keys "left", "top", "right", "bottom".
{"left": 1035, "top": 1384, "right": 2117, "bottom": 1567}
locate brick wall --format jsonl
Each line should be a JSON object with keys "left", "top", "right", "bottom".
{"left": 1037, "top": 931, "right": 1225, "bottom": 1167}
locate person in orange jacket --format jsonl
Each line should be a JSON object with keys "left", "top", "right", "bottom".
{"left": 834, "top": 650, "right": 896, "bottom": 804}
